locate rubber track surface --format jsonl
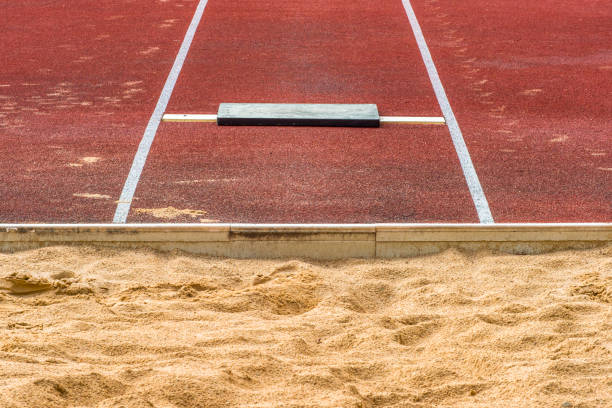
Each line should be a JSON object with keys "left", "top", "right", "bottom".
{"left": 131, "top": 0, "right": 473, "bottom": 223}
{"left": 0, "top": 0, "right": 200, "bottom": 222}
{"left": 412, "top": 0, "right": 611, "bottom": 222}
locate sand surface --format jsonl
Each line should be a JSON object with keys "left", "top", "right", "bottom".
{"left": 0, "top": 245, "right": 610, "bottom": 407}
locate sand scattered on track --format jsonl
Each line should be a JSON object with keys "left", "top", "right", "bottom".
{"left": 81, "top": 157, "right": 101, "bottom": 164}
{"left": 549, "top": 134, "right": 569, "bottom": 143}
{"left": 133, "top": 206, "right": 207, "bottom": 220}
{"left": 519, "top": 88, "right": 543, "bottom": 96}
{"left": 175, "top": 179, "right": 204, "bottom": 185}
{"left": 73, "top": 193, "right": 111, "bottom": 200}
{"left": 0, "top": 245, "right": 610, "bottom": 407}
{"left": 139, "top": 47, "right": 160, "bottom": 55}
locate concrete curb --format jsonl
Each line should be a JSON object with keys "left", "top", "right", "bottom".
{"left": 1, "top": 224, "right": 610, "bottom": 259}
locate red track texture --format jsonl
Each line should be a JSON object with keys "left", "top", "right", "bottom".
{"left": 0, "top": 0, "right": 200, "bottom": 222}
{"left": 166, "top": 0, "right": 441, "bottom": 116}
{"left": 1, "top": 0, "right": 610, "bottom": 223}
{"left": 131, "top": 124, "right": 476, "bottom": 223}
{"left": 131, "top": 0, "right": 469, "bottom": 223}
{"left": 412, "top": 0, "right": 611, "bottom": 222}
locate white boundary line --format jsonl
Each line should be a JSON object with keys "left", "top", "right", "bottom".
{"left": 162, "top": 113, "right": 446, "bottom": 125}
{"left": 401, "top": 0, "right": 494, "bottom": 224}
{"left": 113, "top": 0, "right": 209, "bottom": 223}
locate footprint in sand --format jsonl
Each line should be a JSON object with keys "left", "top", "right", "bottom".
{"left": 393, "top": 319, "right": 440, "bottom": 346}
{"left": 0, "top": 275, "right": 53, "bottom": 294}
{"left": 570, "top": 273, "right": 611, "bottom": 303}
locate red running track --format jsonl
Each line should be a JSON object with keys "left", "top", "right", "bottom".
{"left": 165, "top": 0, "right": 441, "bottom": 115}
{"left": 129, "top": 0, "right": 477, "bottom": 223}
{"left": 0, "top": 0, "right": 200, "bottom": 222}
{"left": 412, "top": 0, "right": 612, "bottom": 222}
{"left": 0, "top": 0, "right": 610, "bottom": 223}
{"left": 131, "top": 124, "right": 476, "bottom": 223}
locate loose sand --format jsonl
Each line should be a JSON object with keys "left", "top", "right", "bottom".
{"left": 131, "top": 206, "right": 220, "bottom": 223}
{"left": 0, "top": 245, "right": 610, "bottom": 407}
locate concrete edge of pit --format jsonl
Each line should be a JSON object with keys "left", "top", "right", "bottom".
{"left": 0, "top": 223, "right": 610, "bottom": 259}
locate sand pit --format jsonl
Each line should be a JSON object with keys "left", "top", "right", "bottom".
{"left": 0, "top": 245, "right": 610, "bottom": 407}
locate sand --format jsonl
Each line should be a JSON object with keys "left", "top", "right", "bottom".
{"left": 0, "top": 245, "right": 610, "bottom": 407}
{"left": 133, "top": 207, "right": 217, "bottom": 222}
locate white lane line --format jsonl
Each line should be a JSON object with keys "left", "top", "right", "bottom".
{"left": 113, "top": 0, "right": 209, "bottom": 223}
{"left": 401, "top": 0, "right": 494, "bottom": 224}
